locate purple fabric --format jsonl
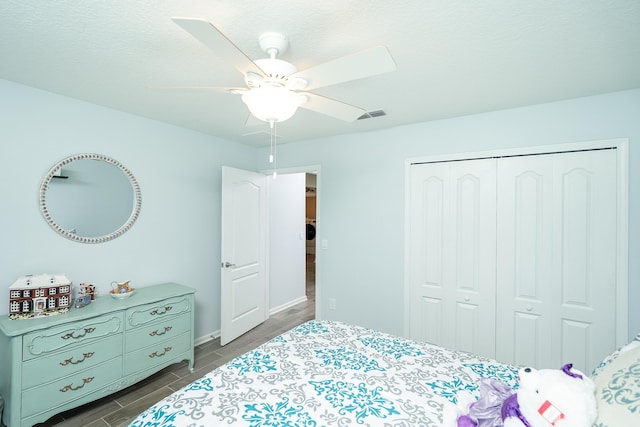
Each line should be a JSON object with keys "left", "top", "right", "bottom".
{"left": 561, "top": 363, "right": 583, "bottom": 379}
{"left": 466, "top": 378, "right": 514, "bottom": 427}
{"left": 501, "top": 394, "right": 532, "bottom": 427}
{"left": 457, "top": 415, "right": 478, "bottom": 427}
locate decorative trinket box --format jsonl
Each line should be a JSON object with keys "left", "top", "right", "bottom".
{"left": 74, "top": 294, "right": 92, "bottom": 308}
{"left": 78, "top": 282, "right": 97, "bottom": 300}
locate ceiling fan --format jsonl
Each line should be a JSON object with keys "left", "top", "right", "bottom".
{"left": 169, "top": 17, "right": 397, "bottom": 124}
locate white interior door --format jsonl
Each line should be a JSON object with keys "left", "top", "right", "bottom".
{"left": 494, "top": 154, "right": 555, "bottom": 367}
{"left": 496, "top": 149, "right": 618, "bottom": 371}
{"left": 221, "top": 166, "right": 268, "bottom": 345}
{"left": 409, "top": 158, "right": 497, "bottom": 359}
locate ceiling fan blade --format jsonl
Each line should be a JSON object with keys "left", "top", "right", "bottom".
{"left": 300, "top": 92, "right": 367, "bottom": 122}
{"left": 292, "top": 46, "right": 396, "bottom": 91}
{"left": 146, "top": 85, "right": 241, "bottom": 92}
{"left": 172, "top": 17, "right": 266, "bottom": 76}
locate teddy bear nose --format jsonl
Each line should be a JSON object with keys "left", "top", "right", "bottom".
{"left": 524, "top": 367, "right": 532, "bottom": 373}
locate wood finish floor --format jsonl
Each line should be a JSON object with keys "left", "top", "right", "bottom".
{"left": 23, "top": 258, "right": 316, "bottom": 427}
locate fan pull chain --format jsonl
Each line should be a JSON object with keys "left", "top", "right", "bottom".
{"left": 269, "top": 120, "right": 277, "bottom": 179}
{"left": 269, "top": 120, "right": 274, "bottom": 163}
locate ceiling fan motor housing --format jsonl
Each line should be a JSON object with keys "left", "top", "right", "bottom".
{"left": 255, "top": 58, "right": 297, "bottom": 83}
{"left": 259, "top": 32, "right": 289, "bottom": 57}
{"left": 255, "top": 32, "right": 308, "bottom": 88}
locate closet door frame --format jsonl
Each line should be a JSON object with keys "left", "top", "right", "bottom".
{"left": 404, "top": 138, "right": 629, "bottom": 347}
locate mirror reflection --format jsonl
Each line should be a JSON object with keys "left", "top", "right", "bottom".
{"left": 40, "top": 154, "right": 142, "bottom": 243}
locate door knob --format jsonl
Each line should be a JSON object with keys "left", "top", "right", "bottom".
{"left": 222, "top": 261, "right": 236, "bottom": 268}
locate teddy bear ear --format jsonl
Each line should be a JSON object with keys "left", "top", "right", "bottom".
{"left": 561, "top": 363, "right": 583, "bottom": 379}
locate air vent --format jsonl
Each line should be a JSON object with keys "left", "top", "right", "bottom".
{"left": 357, "top": 109, "right": 387, "bottom": 120}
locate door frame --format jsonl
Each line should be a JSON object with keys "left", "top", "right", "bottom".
{"left": 403, "top": 138, "right": 629, "bottom": 345}
{"left": 262, "top": 164, "right": 322, "bottom": 320}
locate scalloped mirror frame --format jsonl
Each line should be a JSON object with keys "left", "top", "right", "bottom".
{"left": 39, "top": 153, "right": 142, "bottom": 244}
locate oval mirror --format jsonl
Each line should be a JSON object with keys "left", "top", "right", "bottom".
{"left": 40, "top": 154, "right": 142, "bottom": 243}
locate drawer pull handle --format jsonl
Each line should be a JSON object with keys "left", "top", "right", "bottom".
{"left": 149, "top": 326, "right": 172, "bottom": 336}
{"left": 149, "top": 346, "right": 172, "bottom": 358}
{"left": 59, "top": 377, "right": 94, "bottom": 392}
{"left": 60, "top": 352, "right": 95, "bottom": 366}
{"left": 61, "top": 327, "right": 96, "bottom": 340}
{"left": 150, "top": 306, "right": 173, "bottom": 316}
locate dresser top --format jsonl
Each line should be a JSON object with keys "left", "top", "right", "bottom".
{"left": 0, "top": 282, "right": 195, "bottom": 337}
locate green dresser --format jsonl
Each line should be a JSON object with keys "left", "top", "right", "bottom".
{"left": 0, "top": 282, "right": 195, "bottom": 427}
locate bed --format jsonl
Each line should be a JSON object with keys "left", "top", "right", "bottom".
{"left": 129, "top": 320, "right": 519, "bottom": 426}
{"left": 129, "top": 320, "right": 640, "bottom": 426}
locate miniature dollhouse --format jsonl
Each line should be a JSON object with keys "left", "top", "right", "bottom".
{"left": 9, "top": 274, "right": 72, "bottom": 319}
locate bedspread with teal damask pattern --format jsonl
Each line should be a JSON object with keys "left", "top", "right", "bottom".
{"left": 129, "top": 320, "right": 519, "bottom": 427}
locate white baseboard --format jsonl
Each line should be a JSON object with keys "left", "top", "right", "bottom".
{"left": 269, "top": 296, "right": 307, "bottom": 316}
{"left": 194, "top": 296, "right": 308, "bottom": 347}
{"left": 195, "top": 331, "right": 219, "bottom": 346}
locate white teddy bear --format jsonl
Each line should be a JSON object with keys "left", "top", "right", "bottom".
{"left": 450, "top": 363, "right": 597, "bottom": 427}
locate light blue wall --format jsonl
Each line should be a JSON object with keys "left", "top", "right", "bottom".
{"left": 0, "top": 79, "right": 257, "bottom": 341}
{"left": 260, "top": 88, "right": 640, "bottom": 340}
{"left": 2, "top": 78, "right": 638, "bottom": 345}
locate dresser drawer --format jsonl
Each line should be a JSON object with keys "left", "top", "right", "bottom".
{"left": 23, "top": 334, "right": 123, "bottom": 389}
{"left": 126, "top": 295, "right": 192, "bottom": 329}
{"left": 125, "top": 313, "right": 190, "bottom": 353}
{"left": 124, "top": 332, "right": 191, "bottom": 376}
{"left": 22, "top": 356, "right": 122, "bottom": 418}
{"left": 23, "top": 314, "right": 123, "bottom": 361}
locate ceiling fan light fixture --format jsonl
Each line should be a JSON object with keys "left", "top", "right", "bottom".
{"left": 241, "top": 86, "right": 304, "bottom": 122}
{"left": 171, "top": 18, "right": 397, "bottom": 125}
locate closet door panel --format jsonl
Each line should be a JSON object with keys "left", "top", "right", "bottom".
{"left": 513, "top": 311, "right": 542, "bottom": 368}
{"left": 553, "top": 150, "right": 617, "bottom": 371}
{"left": 454, "top": 301, "right": 488, "bottom": 354}
{"left": 448, "top": 160, "right": 497, "bottom": 357}
{"left": 409, "top": 159, "right": 496, "bottom": 359}
{"left": 497, "top": 149, "right": 617, "bottom": 371}
{"left": 496, "top": 156, "right": 554, "bottom": 367}
{"left": 560, "top": 319, "right": 591, "bottom": 372}
{"left": 417, "top": 296, "right": 444, "bottom": 346}
{"left": 561, "top": 165, "right": 593, "bottom": 305}
{"left": 409, "top": 163, "right": 449, "bottom": 346}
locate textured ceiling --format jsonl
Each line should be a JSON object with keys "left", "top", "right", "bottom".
{"left": 2, "top": 0, "right": 640, "bottom": 146}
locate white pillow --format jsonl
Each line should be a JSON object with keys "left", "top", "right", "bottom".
{"left": 591, "top": 333, "right": 640, "bottom": 376}
{"left": 591, "top": 342, "right": 640, "bottom": 426}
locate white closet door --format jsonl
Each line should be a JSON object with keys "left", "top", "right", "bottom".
{"left": 495, "top": 154, "right": 556, "bottom": 367}
{"left": 409, "top": 159, "right": 497, "bottom": 359}
{"left": 496, "top": 149, "right": 617, "bottom": 371}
